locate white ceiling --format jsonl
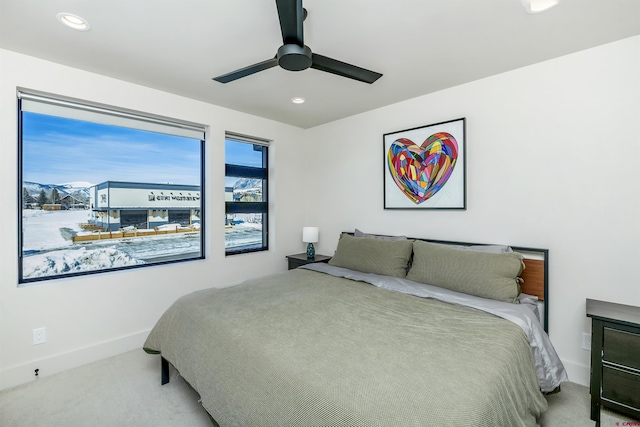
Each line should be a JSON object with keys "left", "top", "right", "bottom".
{"left": 1, "top": 0, "right": 639, "bottom": 128}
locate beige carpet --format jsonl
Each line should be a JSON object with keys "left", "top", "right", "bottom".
{"left": 0, "top": 349, "right": 636, "bottom": 427}
{"left": 0, "top": 350, "right": 211, "bottom": 427}
{"left": 540, "top": 381, "right": 635, "bottom": 427}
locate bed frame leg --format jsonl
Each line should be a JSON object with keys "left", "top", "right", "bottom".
{"left": 161, "top": 356, "right": 170, "bottom": 385}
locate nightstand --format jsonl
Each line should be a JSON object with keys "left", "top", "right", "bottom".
{"left": 586, "top": 298, "right": 640, "bottom": 426}
{"left": 286, "top": 253, "right": 331, "bottom": 270}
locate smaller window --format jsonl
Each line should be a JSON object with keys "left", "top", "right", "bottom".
{"left": 225, "top": 134, "right": 269, "bottom": 255}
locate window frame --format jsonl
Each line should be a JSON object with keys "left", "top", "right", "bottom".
{"left": 17, "top": 88, "right": 206, "bottom": 284}
{"left": 224, "top": 133, "right": 270, "bottom": 256}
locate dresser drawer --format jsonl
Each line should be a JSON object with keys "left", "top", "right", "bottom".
{"left": 603, "top": 327, "right": 640, "bottom": 370}
{"left": 602, "top": 365, "right": 640, "bottom": 411}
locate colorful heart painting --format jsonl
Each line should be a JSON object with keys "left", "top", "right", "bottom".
{"left": 387, "top": 132, "right": 459, "bottom": 204}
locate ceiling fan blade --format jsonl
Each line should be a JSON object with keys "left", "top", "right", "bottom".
{"left": 311, "top": 53, "right": 383, "bottom": 84}
{"left": 276, "top": 0, "right": 304, "bottom": 46}
{"left": 213, "top": 57, "right": 278, "bottom": 83}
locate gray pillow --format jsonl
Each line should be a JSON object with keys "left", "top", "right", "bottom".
{"left": 431, "top": 242, "right": 513, "bottom": 253}
{"left": 407, "top": 240, "right": 523, "bottom": 303}
{"left": 329, "top": 233, "right": 413, "bottom": 278}
{"left": 464, "top": 244, "right": 513, "bottom": 253}
{"left": 354, "top": 229, "right": 408, "bottom": 240}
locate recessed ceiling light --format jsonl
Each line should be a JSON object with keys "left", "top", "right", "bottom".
{"left": 56, "top": 13, "right": 91, "bottom": 31}
{"left": 522, "top": 0, "right": 559, "bottom": 13}
{"left": 291, "top": 97, "right": 305, "bottom": 104}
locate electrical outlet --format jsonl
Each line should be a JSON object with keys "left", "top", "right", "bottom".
{"left": 582, "top": 332, "right": 591, "bottom": 351}
{"left": 33, "top": 327, "right": 46, "bottom": 345}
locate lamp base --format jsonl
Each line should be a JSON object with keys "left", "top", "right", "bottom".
{"left": 306, "top": 243, "right": 315, "bottom": 260}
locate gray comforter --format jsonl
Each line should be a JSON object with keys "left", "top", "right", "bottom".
{"left": 144, "top": 267, "right": 550, "bottom": 426}
{"left": 304, "top": 263, "right": 568, "bottom": 393}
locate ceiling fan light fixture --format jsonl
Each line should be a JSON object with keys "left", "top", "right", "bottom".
{"left": 522, "top": 0, "right": 559, "bottom": 13}
{"left": 56, "top": 13, "right": 91, "bottom": 31}
{"left": 277, "top": 44, "right": 312, "bottom": 71}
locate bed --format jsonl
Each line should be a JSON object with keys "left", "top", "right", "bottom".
{"left": 144, "top": 233, "right": 568, "bottom": 426}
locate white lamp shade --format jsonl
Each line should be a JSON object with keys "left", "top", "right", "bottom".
{"left": 302, "top": 227, "right": 319, "bottom": 243}
{"left": 522, "top": 0, "right": 558, "bottom": 13}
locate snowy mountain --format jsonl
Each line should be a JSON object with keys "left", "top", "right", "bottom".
{"left": 232, "top": 178, "right": 262, "bottom": 202}
{"left": 23, "top": 181, "right": 91, "bottom": 203}
{"left": 233, "top": 178, "right": 262, "bottom": 192}
{"left": 62, "top": 181, "right": 94, "bottom": 190}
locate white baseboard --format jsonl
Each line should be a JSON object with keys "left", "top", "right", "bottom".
{"left": 1, "top": 332, "right": 593, "bottom": 393}
{"left": 0, "top": 329, "right": 150, "bottom": 391}
{"left": 561, "top": 358, "right": 590, "bottom": 387}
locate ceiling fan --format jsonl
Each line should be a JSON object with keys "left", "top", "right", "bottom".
{"left": 212, "top": 0, "right": 383, "bottom": 84}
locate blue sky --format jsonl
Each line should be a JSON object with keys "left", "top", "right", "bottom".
{"left": 224, "top": 139, "right": 264, "bottom": 187}
{"left": 224, "top": 139, "right": 263, "bottom": 167}
{"left": 22, "top": 112, "right": 202, "bottom": 186}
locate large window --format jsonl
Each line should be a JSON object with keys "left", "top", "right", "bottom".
{"left": 225, "top": 134, "right": 269, "bottom": 255}
{"left": 18, "top": 89, "right": 206, "bottom": 284}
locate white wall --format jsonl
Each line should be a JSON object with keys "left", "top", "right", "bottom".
{"left": 0, "top": 49, "right": 308, "bottom": 389}
{"left": 304, "top": 36, "right": 640, "bottom": 386}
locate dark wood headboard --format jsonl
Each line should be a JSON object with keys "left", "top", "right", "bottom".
{"left": 344, "top": 233, "right": 550, "bottom": 332}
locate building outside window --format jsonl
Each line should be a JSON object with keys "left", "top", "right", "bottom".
{"left": 89, "top": 181, "right": 201, "bottom": 231}
{"left": 225, "top": 134, "right": 269, "bottom": 255}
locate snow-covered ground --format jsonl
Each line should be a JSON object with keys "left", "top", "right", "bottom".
{"left": 21, "top": 209, "right": 262, "bottom": 280}
{"left": 22, "top": 209, "right": 91, "bottom": 251}
{"left": 224, "top": 222, "right": 263, "bottom": 249}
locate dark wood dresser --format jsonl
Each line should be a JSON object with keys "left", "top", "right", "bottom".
{"left": 586, "top": 298, "right": 640, "bottom": 426}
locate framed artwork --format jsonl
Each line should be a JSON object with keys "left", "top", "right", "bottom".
{"left": 383, "top": 117, "right": 466, "bottom": 210}
{"left": 18, "top": 90, "right": 205, "bottom": 284}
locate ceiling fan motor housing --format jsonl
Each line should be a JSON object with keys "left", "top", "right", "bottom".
{"left": 277, "top": 44, "right": 312, "bottom": 71}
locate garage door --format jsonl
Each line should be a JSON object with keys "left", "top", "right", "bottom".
{"left": 120, "top": 210, "right": 148, "bottom": 229}
{"left": 168, "top": 210, "right": 191, "bottom": 226}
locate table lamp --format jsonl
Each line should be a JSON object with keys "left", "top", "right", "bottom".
{"left": 302, "top": 227, "right": 318, "bottom": 259}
